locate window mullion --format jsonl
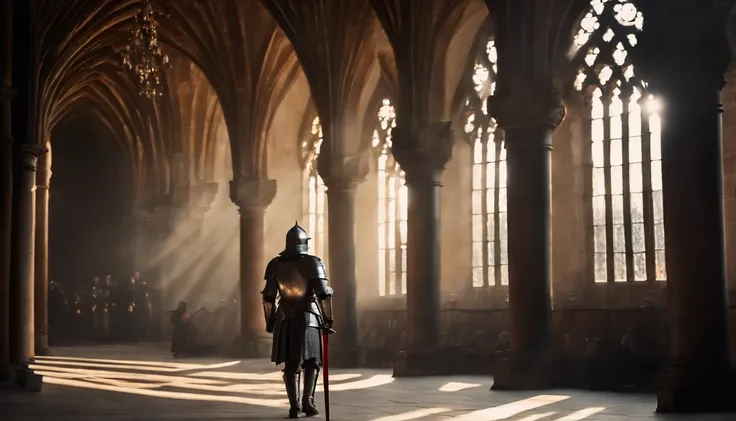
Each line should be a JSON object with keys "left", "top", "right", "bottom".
{"left": 394, "top": 169, "right": 403, "bottom": 295}
{"left": 603, "top": 95, "right": 615, "bottom": 283}
{"left": 494, "top": 139, "right": 502, "bottom": 287}
{"left": 622, "top": 96, "right": 634, "bottom": 282}
{"left": 481, "top": 127, "right": 490, "bottom": 287}
{"left": 640, "top": 99, "right": 656, "bottom": 282}
{"left": 384, "top": 163, "right": 391, "bottom": 296}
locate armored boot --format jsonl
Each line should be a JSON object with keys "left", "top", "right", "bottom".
{"left": 283, "top": 372, "right": 301, "bottom": 418}
{"left": 302, "top": 367, "right": 320, "bottom": 416}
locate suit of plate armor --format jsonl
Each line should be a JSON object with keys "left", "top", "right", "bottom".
{"left": 262, "top": 223, "right": 333, "bottom": 419}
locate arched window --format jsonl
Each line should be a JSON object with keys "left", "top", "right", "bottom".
{"left": 372, "top": 99, "right": 407, "bottom": 296}
{"left": 572, "top": 0, "right": 665, "bottom": 282}
{"left": 302, "top": 116, "right": 327, "bottom": 258}
{"left": 465, "top": 39, "right": 508, "bottom": 287}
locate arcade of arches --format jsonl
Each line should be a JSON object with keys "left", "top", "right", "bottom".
{"left": 1, "top": 0, "right": 736, "bottom": 414}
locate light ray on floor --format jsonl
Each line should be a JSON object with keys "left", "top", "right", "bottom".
{"left": 456, "top": 395, "right": 570, "bottom": 420}
{"left": 35, "top": 355, "right": 206, "bottom": 369}
{"left": 517, "top": 412, "right": 557, "bottom": 421}
{"left": 555, "top": 407, "right": 605, "bottom": 420}
{"left": 438, "top": 382, "right": 482, "bottom": 392}
{"left": 370, "top": 407, "right": 452, "bottom": 421}
{"left": 42, "top": 376, "right": 289, "bottom": 408}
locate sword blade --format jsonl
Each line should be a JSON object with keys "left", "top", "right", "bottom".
{"left": 322, "top": 331, "right": 330, "bottom": 421}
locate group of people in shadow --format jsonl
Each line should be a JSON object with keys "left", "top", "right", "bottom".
{"left": 48, "top": 271, "right": 160, "bottom": 344}
{"left": 493, "top": 327, "right": 666, "bottom": 391}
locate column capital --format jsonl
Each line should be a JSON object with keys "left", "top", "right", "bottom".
{"left": 487, "top": 75, "right": 566, "bottom": 130}
{"left": 631, "top": 2, "right": 732, "bottom": 98}
{"left": 13, "top": 144, "right": 46, "bottom": 172}
{"left": 391, "top": 121, "right": 454, "bottom": 185}
{"left": 36, "top": 151, "right": 51, "bottom": 189}
{"left": 171, "top": 182, "right": 219, "bottom": 215}
{"left": 229, "top": 178, "right": 277, "bottom": 210}
{"left": 318, "top": 150, "right": 369, "bottom": 192}
{"left": 131, "top": 208, "right": 156, "bottom": 224}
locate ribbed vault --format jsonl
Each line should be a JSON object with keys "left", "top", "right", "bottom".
{"left": 263, "top": 0, "right": 378, "bottom": 180}
{"left": 161, "top": 0, "right": 301, "bottom": 181}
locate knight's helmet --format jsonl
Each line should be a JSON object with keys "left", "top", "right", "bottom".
{"left": 284, "top": 222, "right": 310, "bottom": 255}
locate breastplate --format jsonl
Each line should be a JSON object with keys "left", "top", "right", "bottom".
{"left": 274, "top": 258, "right": 321, "bottom": 326}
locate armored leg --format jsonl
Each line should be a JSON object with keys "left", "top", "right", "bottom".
{"left": 302, "top": 359, "right": 320, "bottom": 416}
{"left": 283, "top": 362, "right": 301, "bottom": 418}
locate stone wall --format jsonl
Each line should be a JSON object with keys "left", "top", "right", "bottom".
{"left": 260, "top": 69, "right": 736, "bottom": 369}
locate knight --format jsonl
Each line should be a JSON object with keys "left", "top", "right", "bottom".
{"left": 262, "top": 222, "right": 334, "bottom": 418}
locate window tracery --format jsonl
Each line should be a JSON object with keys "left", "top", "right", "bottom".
{"left": 372, "top": 99, "right": 407, "bottom": 296}
{"left": 572, "top": 0, "right": 665, "bottom": 282}
{"left": 301, "top": 116, "right": 327, "bottom": 258}
{"left": 465, "top": 39, "right": 509, "bottom": 287}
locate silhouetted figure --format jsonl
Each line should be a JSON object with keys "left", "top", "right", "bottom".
{"left": 170, "top": 301, "right": 191, "bottom": 357}
{"left": 262, "top": 223, "right": 334, "bottom": 418}
{"left": 91, "top": 276, "right": 111, "bottom": 340}
{"left": 132, "top": 271, "right": 152, "bottom": 341}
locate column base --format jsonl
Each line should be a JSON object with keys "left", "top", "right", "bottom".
{"left": 229, "top": 335, "right": 272, "bottom": 358}
{"left": 656, "top": 364, "right": 736, "bottom": 413}
{"left": 491, "top": 351, "right": 554, "bottom": 390}
{"left": 13, "top": 366, "right": 42, "bottom": 392}
{"left": 35, "top": 344, "right": 52, "bottom": 356}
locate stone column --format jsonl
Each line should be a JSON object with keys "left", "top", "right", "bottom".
{"left": 390, "top": 122, "right": 453, "bottom": 376}
{"left": 632, "top": 4, "right": 735, "bottom": 413}
{"left": 9, "top": 143, "right": 44, "bottom": 389}
{"left": 33, "top": 146, "right": 50, "bottom": 356}
{"left": 488, "top": 76, "right": 565, "bottom": 389}
{"left": 230, "top": 178, "right": 276, "bottom": 357}
{"left": 0, "top": 0, "right": 14, "bottom": 381}
{"left": 323, "top": 178, "right": 359, "bottom": 366}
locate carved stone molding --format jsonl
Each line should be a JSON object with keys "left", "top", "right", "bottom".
{"left": 318, "top": 149, "right": 370, "bottom": 193}
{"left": 632, "top": 2, "right": 733, "bottom": 97}
{"left": 13, "top": 144, "right": 46, "bottom": 172}
{"left": 487, "top": 75, "right": 566, "bottom": 130}
{"left": 229, "top": 178, "right": 277, "bottom": 210}
{"left": 391, "top": 121, "right": 454, "bottom": 185}
{"left": 171, "top": 182, "right": 219, "bottom": 213}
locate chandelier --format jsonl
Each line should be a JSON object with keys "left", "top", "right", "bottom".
{"left": 121, "top": 0, "right": 172, "bottom": 98}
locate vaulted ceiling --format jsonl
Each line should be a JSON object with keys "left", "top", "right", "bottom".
{"left": 24, "top": 0, "right": 592, "bottom": 211}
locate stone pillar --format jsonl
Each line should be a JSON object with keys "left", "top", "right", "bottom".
{"left": 0, "top": 0, "right": 14, "bottom": 381}
{"left": 487, "top": 76, "right": 565, "bottom": 389}
{"left": 390, "top": 122, "right": 454, "bottom": 376}
{"left": 230, "top": 178, "right": 276, "bottom": 357}
{"left": 632, "top": 4, "right": 735, "bottom": 412}
{"left": 323, "top": 178, "right": 359, "bottom": 366}
{"left": 33, "top": 146, "right": 50, "bottom": 356}
{"left": 9, "top": 143, "right": 44, "bottom": 389}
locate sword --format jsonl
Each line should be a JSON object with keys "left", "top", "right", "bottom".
{"left": 321, "top": 327, "right": 335, "bottom": 421}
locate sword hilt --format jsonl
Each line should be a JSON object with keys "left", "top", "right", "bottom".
{"left": 322, "top": 327, "right": 336, "bottom": 334}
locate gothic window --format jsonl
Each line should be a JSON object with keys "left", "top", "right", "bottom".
{"left": 465, "top": 39, "right": 508, "bottom": 287}
{"left": 572, "top": 0, "right": 665, "bottom": 282}
{"left": 372, "top": 99, "right": 407, "bottom": 296}
{"left": 302, "top": 116, "right": 327, "bottom": 259}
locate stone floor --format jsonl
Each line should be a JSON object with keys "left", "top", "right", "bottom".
{"left": 0, "top": 344, "right": 734, "bottom": 420}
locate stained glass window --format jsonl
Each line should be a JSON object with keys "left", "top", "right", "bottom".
{"left": 572, "top": 0, "right": 665, "bottom": 282}
{"left": 465, "top": 39, "right": 508, "bottom": 287}
{"left": 372, "top": 99, "right": 407, "bottom": 296}
{"left": 301, "top": 116, "right": 327, "bottom": 259}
